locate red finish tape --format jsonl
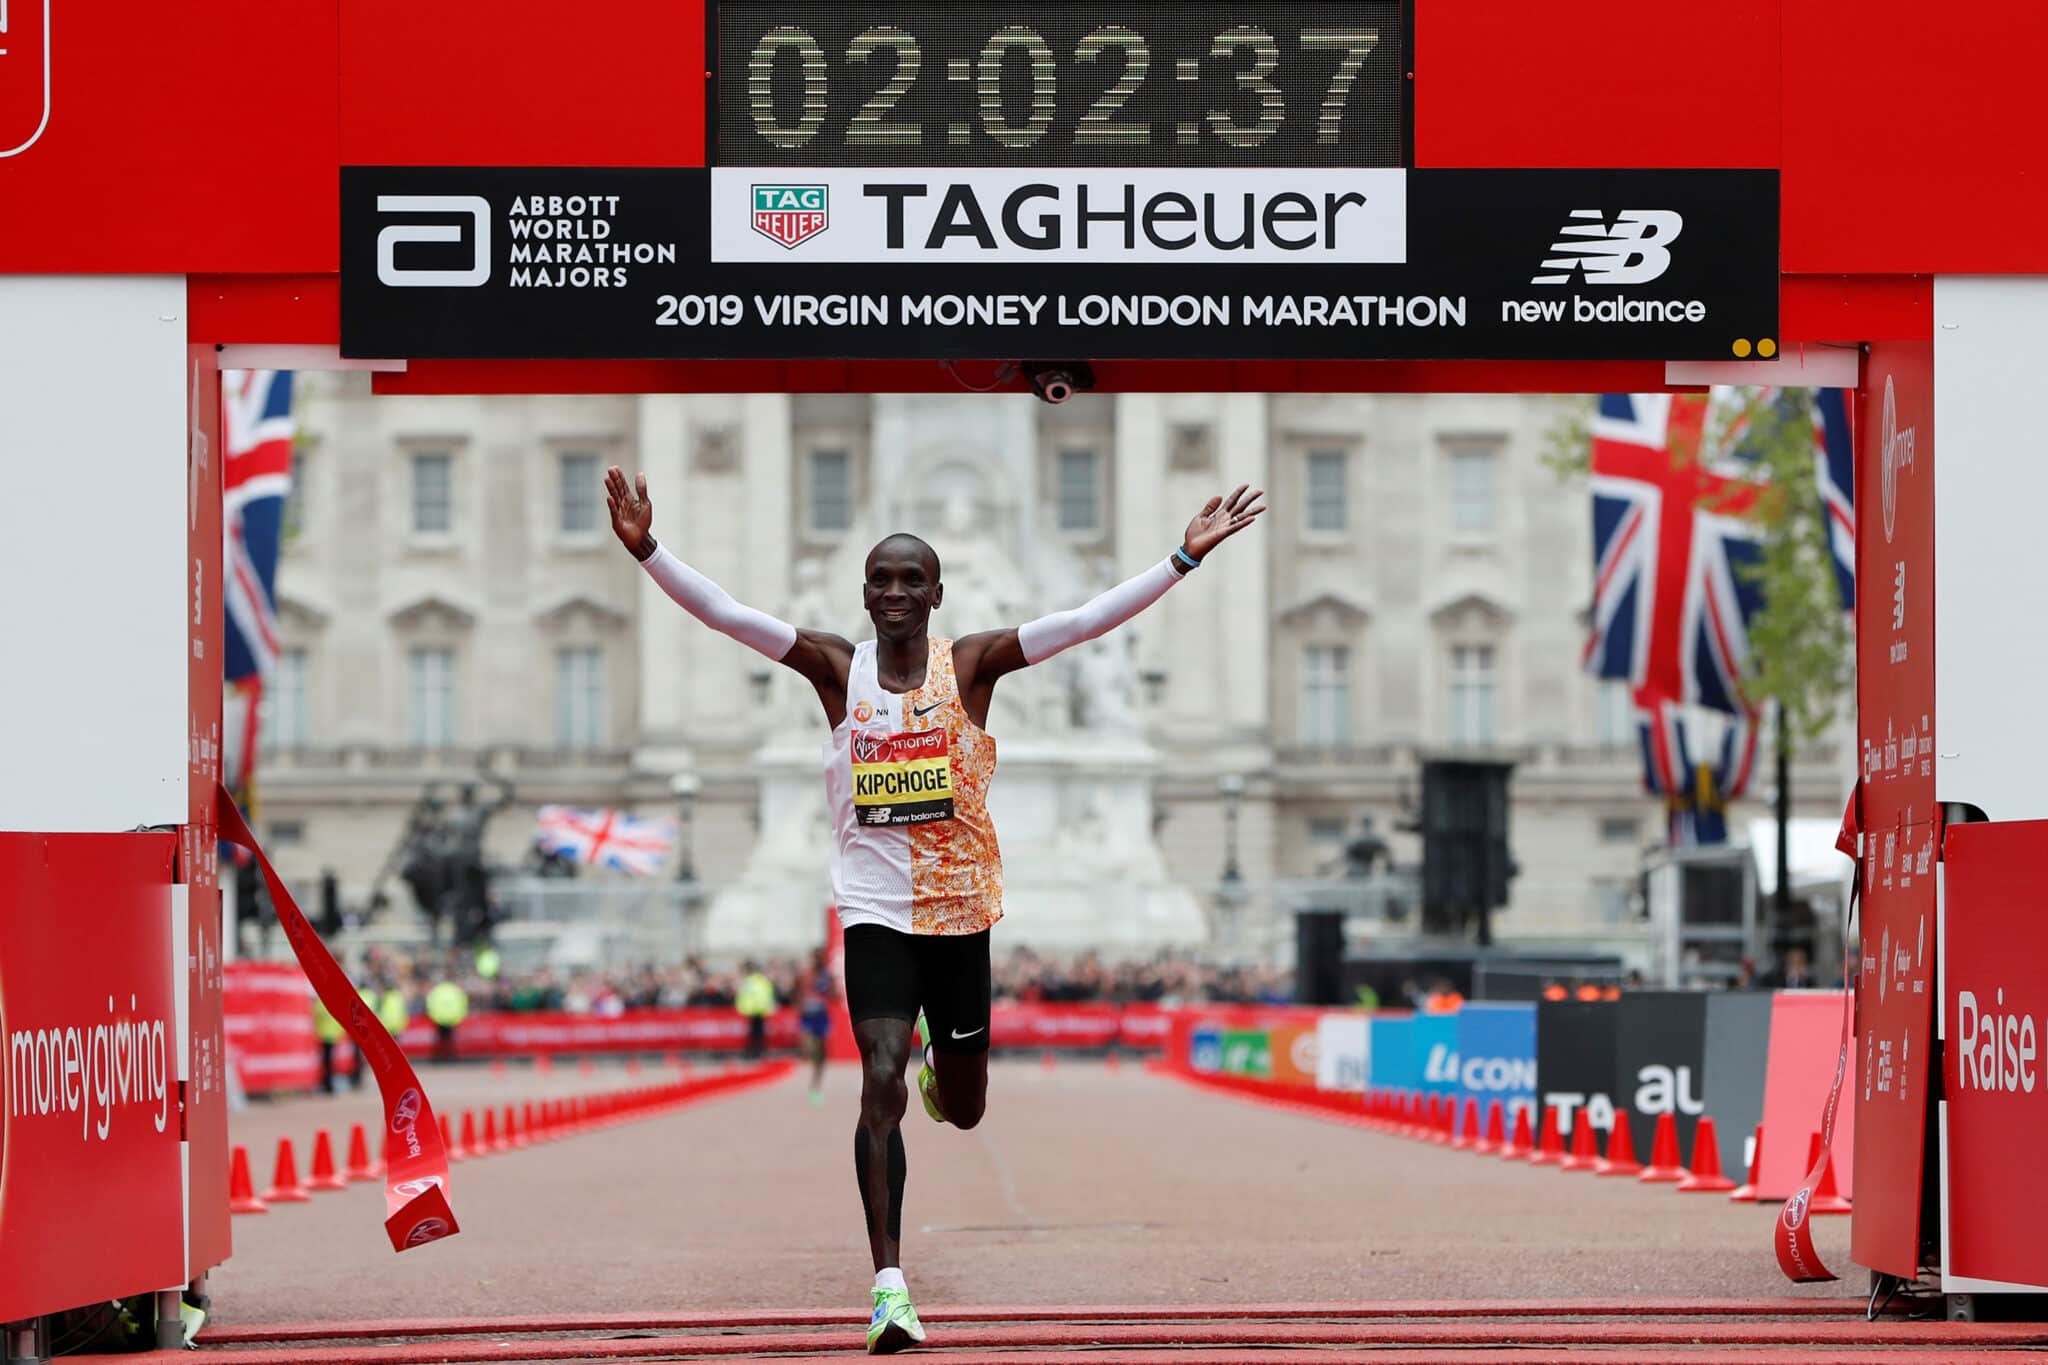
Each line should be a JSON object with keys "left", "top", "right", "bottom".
{"left": 215, "top": 783, "right": 459, "bottom": 1252}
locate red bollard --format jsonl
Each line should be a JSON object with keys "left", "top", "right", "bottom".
{"left": 1457, "top": 1097, "right": 1484, "bottom": 1150}
{"left": 1806, "top": 1131, "right": 1853, "bottom": 1214}
{"left": 1637, "top": 1112, "right": 1686, "bottom": 1183}
{"left": 1596, "top": 1111, "right": 1643, "bottom": 1177}
{"left": 307, "top": 1129, "right": 347, "bottom": 1191}
{"left": 264, "top": 1137, "right": 311, "bottom": 1202}
{"left": 229, "top": 1145, "right": 269, "bottom": 1214}
{"left": 343, "top": 1123, "right": 379, "bottom": 1182}
{"left": 1678, "top": 1116, "right": 1737, "bottom": 1192}
{"left": 1527, "top": 1106, "right": 1564, "bottom": 1166}
{"left": 1499, "top": 1103, "right": 1534, "bottom": 1160}
{"left": 1729, "top": 1124, "right": 1765, "bottom": 1202}
{"left": 1559, "top": 1114, "right": 1600, "bottom": 1172}
{"left": 1475, "top": 1100, "right": 1505, "bottom": 1156}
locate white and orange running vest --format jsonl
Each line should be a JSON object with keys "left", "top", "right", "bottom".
{"left": 825, "top": 637, "right": 1003, "bottom": 936}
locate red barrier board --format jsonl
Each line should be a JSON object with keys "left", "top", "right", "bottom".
{"left": 0, "top": 833, "right": 183, "bottom": 1322}
{"left": 1941, "top": 820, "right": 2048, "bottom": 1290}
{"left": 184, "top": 345, "right": 232, "bottom": 1278}
{"left": 1755, "top": 991, "right": 1858, "bottom": 1201}
{"left": 1856, "top": 340, "right": 1935, "bottom": 832}
{"left": 1851, "top": 835, "right": 1936, "bottom": 1277}
{"left": 224, "top": 961, "right": 324, "bottom": 1093}
{"left": 1846, "top": 336, "right": 1935, "bottom": 1277}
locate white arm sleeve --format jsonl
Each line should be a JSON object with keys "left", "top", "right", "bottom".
{"left": 1017, "top": 557, "right": 1186, "bottom": 666}
{"left": 641, "top": 544, "right": 799, "bottom": 662}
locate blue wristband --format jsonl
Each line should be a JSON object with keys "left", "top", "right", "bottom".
{"left": 1172, "top": 546, "right": 1202, "bottom": 572}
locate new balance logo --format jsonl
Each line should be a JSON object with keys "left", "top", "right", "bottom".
{"left": 1532, "top": 209, "right": 1684, "bottom": 286}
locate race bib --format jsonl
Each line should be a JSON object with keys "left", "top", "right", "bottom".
{"left": 851, "top": 729, "right": 954, "bottom": 826}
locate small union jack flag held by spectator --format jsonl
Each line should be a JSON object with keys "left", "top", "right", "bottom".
{"left": 536, "top": 806, "right": 680, "bottom": 877}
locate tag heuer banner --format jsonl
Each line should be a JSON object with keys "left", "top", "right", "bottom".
{"left": 341, "top": 167, "right": 1777, "bottom": 362}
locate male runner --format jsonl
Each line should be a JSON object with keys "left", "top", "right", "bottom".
{"left": 605, "top": 465, "right": 1262, "bottom": 1353}
{"left": 798, "top": 946, "right": 834, "bottom": 1105}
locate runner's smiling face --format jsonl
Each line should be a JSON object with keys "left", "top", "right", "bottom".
{"left": 864, "top": 536, "right": 943, "bottom": 644}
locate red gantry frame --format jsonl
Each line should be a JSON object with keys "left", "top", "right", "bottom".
{"left": 3, "top": 0, "right": 2047, "bottom": 1329}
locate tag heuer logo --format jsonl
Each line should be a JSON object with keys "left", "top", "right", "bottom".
{"left": 751, "top": 185, "right": 827, "bottom": 249}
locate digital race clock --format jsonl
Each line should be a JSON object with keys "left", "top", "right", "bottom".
{"left": 714, "top": 2, "right": 1407, "bottom": 167}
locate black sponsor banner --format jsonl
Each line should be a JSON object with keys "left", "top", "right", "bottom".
{"left": 1701, "top": 990, "right": 1774, "bottom": 1179}
{"left": 1535, "top": 1000, "right": 1617, "bottom": 1144}
{"left": 341, "top": 166, "right": 1777, "bottom": 361}
{"left": 1613, "top": 991, "right": 1710, "bottom": 1161}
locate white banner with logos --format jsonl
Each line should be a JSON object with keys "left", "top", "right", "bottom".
{"left": 710, "top": 167, "right": 1407, "bottom": 265}
{"left": 1316, "top": 1014, "right": 1370, "bottom": 1092}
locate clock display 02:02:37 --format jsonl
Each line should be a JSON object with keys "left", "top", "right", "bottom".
{"left": 714, "top": 2, "right": 1406, "bottom": 168}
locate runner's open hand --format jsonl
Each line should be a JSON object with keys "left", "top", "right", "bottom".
{"left": 1182, "top": 484, "right": 1267, "bottom": 560}
{"left": 606, "top": 466, "right": 654, "bottom": 558}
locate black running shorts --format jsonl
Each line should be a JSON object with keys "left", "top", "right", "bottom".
{"left": 842, "top": 925, "right": 992, "bottom": 1054}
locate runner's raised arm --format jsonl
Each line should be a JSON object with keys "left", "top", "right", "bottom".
{"left": 950, "top": 483, "right": 1265, "bottom": 719}
{"left": 607, "top": 465, "right": 854, "bottom": 716}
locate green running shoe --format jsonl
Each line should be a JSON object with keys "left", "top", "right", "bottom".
{"left": 867, "top": 1287, "right": 926, "bottom": 1354}
{"left": 917, "top": 1046, "right": 947, "bottom": 1124}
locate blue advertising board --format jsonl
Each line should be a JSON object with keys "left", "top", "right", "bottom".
{"left": 1453, "top": 1002, "right": 1539, "bottom": 1132}
{"left": 1413, "top": 1011, "right": 1461, "bottom": 1096}
{"left": 1367, "top": 1013, "right": 1417, "bottom": 1092}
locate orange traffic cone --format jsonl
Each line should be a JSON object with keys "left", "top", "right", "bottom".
{"left": 523, "top": 1101, "right": 538, "bottom": 1144}
{"left": 1729, "top": 1124, "right": 1765, "bottom": 1202}
{"left": 481, "top": 1107, "right": 502, "bottom": 1155}
{"left": 439, "top": 1112, "right": 457, "bottom": 1160}
{"left": 1806, "top": 1131, "right": 1853, "bottom": 1214}
{"left": 229, "top": 1145, "right": 268, "bottom": 1214}
{"left": 1451, "top": 1097, "right": 1478, "bottom": 1150}
{"left": 1638, "top": 1112, "right": 1686, "bottom": 1182}
{"left": 344, "top": 1123, "right": 378, "bottom": 1182}
{"left": 458, "top": 1109, "right": 479, "bottom": 1159}
{"left": 505, "top": 1104, "right": 525, "bottom": 1150}
{"left": 1678, "top": 1116, "right": 1737, "bottom": 1192}
{"left": 1475, "top": 1100, "right": 1504, "bottom": 1156}
{"left": 1527, "top": 1106, "right": 1563, "bottom": 1166}
{"left": 308, "top": 1129, "right": 347, "bottom": 1191}
{"left": 536, "top": 1053, "right": 554, "bottom": 1074}
{"left": 264, "top": 1136, "right": 311, "bottom": 1202}
{"left": 1500, "top": 1104, "right": 1534, "bottom": 1160}
{"left": 1596, "top": 1111, "right": 1643, "bottom": 1177}
{"left": 1560, "top": 1114, "right": 1600, "bottom": 1171}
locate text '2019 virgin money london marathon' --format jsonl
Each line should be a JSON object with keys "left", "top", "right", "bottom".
{"left": 341, "top": 167, "right": 1778, "bottom": 361}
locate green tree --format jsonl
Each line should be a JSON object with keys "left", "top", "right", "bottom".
{"left": 1542, "top": 390, "right": 1852, "bottom": 741}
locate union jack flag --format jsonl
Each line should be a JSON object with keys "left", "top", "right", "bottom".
{"left": 536, "top": 806, "right": 679, "bottom": 877}
{"left": 1638, "top": 695, "right": 1758, "bottom": 847}
{"left": 1583, "top": 391, "right": 1766, "bottom": 717}
{"left": 1812, "top": 388, "right": 1856, "bottom": 611}
{"left": 221, "top": 370, "right": 295, "bottom": 793}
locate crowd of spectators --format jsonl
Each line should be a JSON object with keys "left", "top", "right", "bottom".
{"left": 356, "top": 945, "right": 1296, "bottom": 1015}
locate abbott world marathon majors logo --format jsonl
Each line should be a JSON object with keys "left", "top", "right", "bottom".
{"left": 5, "top": 995, "right": 174, "bottom": 1146}
{"left": 376, "top": 192, "right": 677, "bottom": 290}
{"left": 1507, "top": 208, "right": 1708, "bottom": 327}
